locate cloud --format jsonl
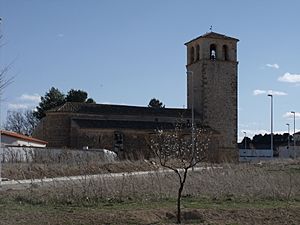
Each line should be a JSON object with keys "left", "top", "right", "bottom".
{"left": 57, "top": 33, "right": 64, "bottom": 38}
{"left": 19, "top": 94, "right": 41, "bottom": 103}
{"left": 253, "top": 89, "right": 287, "bottom": 96}
{"left": 8, "top": 103, "right": 29, "bottom": 110}
{"left": 283, "top": 112, "right": 300, "bottom": 119}
{"left": 253, "top": 89, "right": 266, "bottom": 95}
{"left": 266, "top": 63, "right": 279, "bottom": 69}
{"left": 278, "top": 72, "right": 300, "bottom": 83}
{"left": 7, "top": 93, "right": 40, "bottom": 111}
{"left": 268, "top": 90, "right": 287, "bottom": 96}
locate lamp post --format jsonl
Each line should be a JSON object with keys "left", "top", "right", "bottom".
{"left": 243, "top": 131, "right": 247, "bottom": 149}
{"left": 268, "top": 94, "right": 273, "bottom": 157}
{"left": 187, "top": 71, "right": 195, "bottom": 166}
{"left": 0, "top": 17, "right": 2, "bottom": 188}
{"left": 286, "top": 123, "right": 290, "bottom": 150}
{"left": 291, "top": 111, "right": 296, "bottom": 158}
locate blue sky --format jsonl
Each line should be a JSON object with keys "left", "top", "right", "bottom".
{"left": 0, "top": 0, "right": 299, "bottom": 141}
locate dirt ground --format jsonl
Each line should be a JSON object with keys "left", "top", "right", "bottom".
{"left": 1, "top": 160, "right": 299, "bottom": 224}
{"left": 0, "top": 203, "right": 299, "bottom": 225}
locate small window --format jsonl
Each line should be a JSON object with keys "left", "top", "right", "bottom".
{"left": 223, "top": 45, "right": 228, "bottom": 61}
{"left": 210, "top": 44, "right": 217, "bottom": 60}
{"left": 196, "top": 44, "right": 200, "bottom": 61}
{"left": 190, "top": 46, "right": 195, "bottom": 63}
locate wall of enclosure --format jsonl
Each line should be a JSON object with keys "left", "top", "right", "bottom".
{"left": 0, "top": 147, "right": 117, "bottom": 163}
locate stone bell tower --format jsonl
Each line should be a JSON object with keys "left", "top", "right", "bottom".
{"left": 185, "top": 32, "right": 239, "bottom": 160}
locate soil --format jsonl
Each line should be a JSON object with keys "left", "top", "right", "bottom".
{"left": 0, "top": 204, "right": 299, "bottom": 225}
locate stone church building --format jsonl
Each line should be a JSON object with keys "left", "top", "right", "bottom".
{"left": 34, "top": 31, "right": 239, "bottom": 161}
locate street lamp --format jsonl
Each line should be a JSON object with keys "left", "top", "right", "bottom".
{"left": 291, "top": 111, "right": 296, "bottom": 158}
{"left": 286, "top": 123, "right": 290, "bottom": 150}
{"left": 268, "top": 94, "right": 273, "bottom": 156}
{"left": 243, "top": 131, "right": 247, "bottom": 149}
{"left": 186, "top": 71, "right": 195, "bottom": 166}
{"left": 0, "top": 17, "right": 2, "bottom": 188}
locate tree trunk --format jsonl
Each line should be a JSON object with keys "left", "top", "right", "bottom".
{"left": 177, "top": 182, "right": 184, "bottom": 224}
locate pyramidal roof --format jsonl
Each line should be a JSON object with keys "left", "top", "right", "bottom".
{"left": 185, "top": 32, "right": 239, "bottom": 45}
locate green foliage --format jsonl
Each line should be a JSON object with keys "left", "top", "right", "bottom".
{"left": 148, "top": 98, "right": 165, "bottom": 108}
{"left": 86, "top": 98, "right": 96, "bottom": 103}
{"left": 66, "top": 89, "right": 88, "bottom": 102}
{"left": 239, "top": 133, "right": 292, "bottom": 150}
{"left": 34, "top": 87, "right": 95, "bottom": 120}
{"left": 34, "top": 87, "right": 65, "bottom": 119}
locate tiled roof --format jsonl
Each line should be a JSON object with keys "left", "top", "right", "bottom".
{"left": 47, "top": 102, "right": 199, "bottom": 118}
{"left": 0, "top": 130, "right": 48, "bottom": 144}
{"left": 185, "top": 32, "right": 239, "bottom": 45}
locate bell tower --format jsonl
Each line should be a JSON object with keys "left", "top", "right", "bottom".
{"left": 185, "top": 32, "right": 239, "bottom": 159}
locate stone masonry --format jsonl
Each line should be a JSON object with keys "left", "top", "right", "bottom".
{"left": 185, "top": 32, "right": 239, "bottom": 160}
{"left": 34, "top": 31, "right": 239, "bottom": 161}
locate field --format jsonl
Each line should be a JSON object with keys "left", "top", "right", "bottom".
{"left": 0, "top": 197, "right": 299, "bottom": 225}
{"left": 1, "top": 159, "right": 300, "bottom": 224}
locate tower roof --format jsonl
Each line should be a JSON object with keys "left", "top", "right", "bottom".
{"left": 185, "top": 32, "right": 239, "bottom": 45}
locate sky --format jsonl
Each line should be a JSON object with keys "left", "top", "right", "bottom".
{"left": 0, "top": 0, "right": 299, "bottom": 142}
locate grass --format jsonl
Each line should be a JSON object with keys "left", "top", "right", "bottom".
{"left": 182, "top": 196, "right": 300, "bottom": 209}
{"left": 0, "top": 196, "right": 299, "bottom": 225}
{"left": 2, "top": 194, "right": 300, "bottom": 211}
{"left": 1, "top": 159, "right": 300, "bottom": 224}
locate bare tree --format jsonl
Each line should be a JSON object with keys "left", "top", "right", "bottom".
{"left": 151, "top": 125, "right": 211, "bottom": 224}
{"left": 4, "top": 110, "right": 38, "bottom": 135}
{"left": 0, "top": 27, "right": 14, "bottom": 96}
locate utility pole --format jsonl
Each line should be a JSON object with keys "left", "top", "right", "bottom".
{"left": 291, "top": 111, "right": 296, "bottom": 158}
{"left": 243, "top": 131, "right": 247, "bottom": 149}
{"left": 268, "top": 94, "right": 273, "bottom": 157}
{"left": 187, "top": 71, "right": 195, "bottom": 168}
{"left": 0, "top": 17, "right": 3, "bottom": 188}
{"left": 286, "top": 123, "right": 290, "bottom": 149}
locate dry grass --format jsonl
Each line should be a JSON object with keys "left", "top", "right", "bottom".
{"left": 1, "top": 159, "right": 300, "bottom": 224}
{"left": 2, "top": 159, "right": 299, "bottom": 205}
{"left": 2, "top": 159, "right": 159, "bottom": 180}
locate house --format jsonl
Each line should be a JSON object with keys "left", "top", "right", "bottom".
{"left": 1, "top": 130, "right": 47, "bottom": 148}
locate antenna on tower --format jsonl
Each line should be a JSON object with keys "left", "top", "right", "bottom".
{"left": 209, "top": 25, "right": 213, "bottom": 32}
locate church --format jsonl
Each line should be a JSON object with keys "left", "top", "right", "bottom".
{"left": 34, "top": 31, "right": 239, "bottom": 161}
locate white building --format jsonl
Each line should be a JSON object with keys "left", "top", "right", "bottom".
{"left": 1, "top": 130, "right": 47, "bottom": 148}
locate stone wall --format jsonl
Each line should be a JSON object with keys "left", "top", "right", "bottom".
{"left": 186, "top": 33, "right": 238, "bottom": 161}
{"left": 70, "top": 125, "right": 152, "bottom": 159}
{"left": 34, "top": 113, "right": 71, "bottom": 148}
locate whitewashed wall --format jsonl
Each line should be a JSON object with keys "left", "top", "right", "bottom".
{"left": 0, "top": 147, "right": 117, "bottom": 163}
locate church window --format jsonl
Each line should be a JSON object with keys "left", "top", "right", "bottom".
{"left": 210, "top": 44, "right": 217, "bottom": 60}
{"left": 190, "top": 46, "right": 195, "bottom": 63}
{"left": 223, "top": 45, "right": 228, "bottom": 61}
{"left": 196, "top": 44, "right": 200, "bottom": 61}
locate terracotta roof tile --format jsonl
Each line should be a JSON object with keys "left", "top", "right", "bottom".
{"left": 1, "top": 130, "right": 48, "bottom": 145}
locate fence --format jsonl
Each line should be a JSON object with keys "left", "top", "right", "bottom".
{"left": 239, "top": 149, "right": 273, "bottom": 162}
{"left": 0, "top": 147, "right": 117, "bottom": 163}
